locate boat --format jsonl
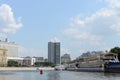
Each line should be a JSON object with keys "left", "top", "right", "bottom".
{"left": 66, "top": 52, "right": 120, "bottom": 73}
{"left": 54, "top": 64, "right": 65, "bottom": 70}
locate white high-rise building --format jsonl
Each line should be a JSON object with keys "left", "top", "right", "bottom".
{"left": 0, "top": 38, "right": 18, "bottom": 57}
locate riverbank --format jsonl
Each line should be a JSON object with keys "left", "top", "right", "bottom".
{"left": 0, "top": 67, "right": 54, "bottom": 71}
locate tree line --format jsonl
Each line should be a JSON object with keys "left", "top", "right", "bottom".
{"left": 7, "top": 60, "right": 56, "bottom": 67}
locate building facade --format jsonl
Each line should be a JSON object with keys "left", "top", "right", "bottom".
{"left": 48, "top": 40, "right": 60, "bottom": 64}
{"left": 61, "top": 53, "right": 71, "bottom": 63}
{"left": 0, "top": 38, "right": 18, "bottom": 57}
{"left": 34, "top": 57, "right": 44, "bottom": 62}
{"left": 22, "top": 57, "right": 36, "bottom": 66}
{"left": 7, "top": 57, "right": 24, "bottom": 66}
{"left": 0, "top": 48, "right": 8, "bottom": 67}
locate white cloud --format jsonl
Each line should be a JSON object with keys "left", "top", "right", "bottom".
{"left": 0, "top": 4, "right": 22, "bottom": 34}
{"left": 79, "top": 50, "right": 86, "bottom": 54}
{"left": 105, "top": 0, "right": 120, "bottom": 8}
{"left": 63, "top": 15, "right": 104, "bottom": 47}
{"left": 63, "top": 0, "right": 120, "bottom": 50}
{"left": 110, "top": 23, "right": 120, "bottom": 35}
{"left": 0, "top": 33, "right": 7, "bottom": 38}
{"left": 18, "top": 46, "right": 47, "bottom": 57}
{"left": 50, "top": 37, "right": 60, "bottom": 42}
{"left": 61, "top": 48, "right": 70, "bottom": 55}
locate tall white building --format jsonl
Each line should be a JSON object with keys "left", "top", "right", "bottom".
{"left": 0, "top": 38, "right": 18, "bottom": 57}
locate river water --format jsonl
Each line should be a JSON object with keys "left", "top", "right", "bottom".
{"left": 0, "top": 70, "right": 120, "bottom": 80}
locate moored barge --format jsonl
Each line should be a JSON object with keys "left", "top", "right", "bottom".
{"left": 66, "top": 52, "right": 120, "bottom": 73}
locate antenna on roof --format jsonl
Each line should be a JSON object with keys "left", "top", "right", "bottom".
{"left": 5, "top": 33, "right": 9, "bottom": 42}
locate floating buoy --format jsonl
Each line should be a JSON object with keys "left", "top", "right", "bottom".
{"left": 40, "top": 69, "right": 43, "bottom": 75}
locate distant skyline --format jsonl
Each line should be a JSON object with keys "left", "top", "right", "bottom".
{"left": 0, "top": 0, "right": 120, "bottom": 59}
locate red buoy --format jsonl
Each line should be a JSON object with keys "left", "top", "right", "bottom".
{"left": 40, "top": 69, "right": 43, "bottom": 75}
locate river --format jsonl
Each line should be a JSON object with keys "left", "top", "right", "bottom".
{"left": 0, "top": 70, "right": 120, "bottom": 80}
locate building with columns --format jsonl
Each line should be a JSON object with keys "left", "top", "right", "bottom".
{"left": 0, "top": 48, "right": 8, "bottom": 67}
{"left": 0, "top": 38, "right": 19, "bottom": 57}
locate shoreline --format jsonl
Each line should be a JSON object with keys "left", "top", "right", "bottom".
{"left": 0, "top": 67, "right": 54, "bottom": 71}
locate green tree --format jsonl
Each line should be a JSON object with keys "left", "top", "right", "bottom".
{"left": 110, "top": 46, "right": 120, "bottom": 61}
{"left": 34, "top": 62, "right": 56, "bottom": 67}
{"left": 51, "top": 63, "right": 56, "bottom": 67}
{"left": 7, "top": 60, "right": 20, "bottom": 67}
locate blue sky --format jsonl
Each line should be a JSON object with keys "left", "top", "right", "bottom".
{"left": 0, "top": 0, "right": 120, "bottom": 59}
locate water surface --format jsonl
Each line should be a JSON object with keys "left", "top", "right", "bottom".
{"left": 0, "top": 70, "right": 120, "bottom": 80}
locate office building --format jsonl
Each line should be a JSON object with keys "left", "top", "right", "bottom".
{"left": 48, "top": 38, "right": 60, "bottom": 64}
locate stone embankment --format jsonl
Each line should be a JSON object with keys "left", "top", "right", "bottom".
{"left": 0, "top": 67, "right": 54, "bottom": 71}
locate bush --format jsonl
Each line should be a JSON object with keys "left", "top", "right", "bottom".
{"left": 34, "top": 62, "right": 56, "bottom": 67}
{"left": 110, "top": 47, "right": 120, "bottom": 61}
{"left": 7, "top": 60, "right": 20, "bottom": 67}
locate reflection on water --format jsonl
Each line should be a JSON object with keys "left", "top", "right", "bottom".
{"left": 0, "top": 71, "right": 14, "bottom": 75}
{"left": 47, "top": 71, "right": 60, "bottom": 80}
{"left": 0, "top": 76, "right": 7, "bottom": 80}
{"left": 0, "top": 70, "right": 120, "bottom": 80}
{"left": 0, "top": 71, "right": 14, "bottom": 80}
{"left": 103, "top": 73, "right": 120, "bottom": 77}
{"left": 102, "top": 73, "right": 120, "bottom": 80}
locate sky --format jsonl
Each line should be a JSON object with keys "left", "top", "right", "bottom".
{"left": 0, "top": 0, "right": 120, "bottom": 59}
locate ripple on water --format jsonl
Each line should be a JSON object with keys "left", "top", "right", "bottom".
{"left": 0, "top": 70, "right": 120, "bottom": 80}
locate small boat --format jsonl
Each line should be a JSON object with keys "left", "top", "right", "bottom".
{"left": 54, "top": 65, "right": 65, "bottom": 70}
{"left": 36, "top": 67, "right": 43, "bottom": 71}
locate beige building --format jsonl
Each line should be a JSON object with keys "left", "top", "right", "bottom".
{"left": 0, "top": 48, "right": 8, "bottom": 67}
{"left": 0, "top": 38, "right": 19, "bottom": 57}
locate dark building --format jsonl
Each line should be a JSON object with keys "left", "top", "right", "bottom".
{"left": 48, "top": 40, "right": 60, "bottom": 65}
